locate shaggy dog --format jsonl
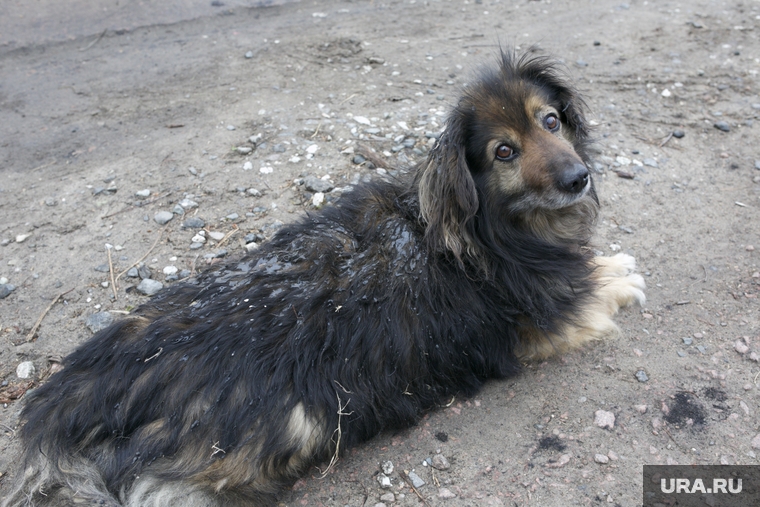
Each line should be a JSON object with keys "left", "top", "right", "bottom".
{"left": 4, "top": 51, "right": 645, "bottom": 507}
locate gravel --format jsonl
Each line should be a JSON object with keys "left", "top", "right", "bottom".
{"left": 86, "top": 312, "right": 115, "bottom": 333}
{"left": 714, "top": 120, "right": 731, "bottom": 132}
{"left": 179, "top": 198, "right": 198, "bottom": 209}
{"left": 136, "top": 279, "right": 163, "bottom": 296}
{"left": 407, "top": 471, "right": 425, "bottom": 488}
{"left": 304, "top": 175, "right": 334, "bottom": 193}
{"left": 432, "top": 454, "right": 450, "bottom": 470}
{"left": 182, "top": 217, "right": 206, "bottom": 229}
{"left": 16, "top": 361, "right": 35, "bottom": 379}
{"left": 154, "top": 211, "right": 174, "bottom": 225}
{"left": 594, "top": 454, "right": 610, "bottom": 464}
{"left": 0, "top": 284, "right": 16, "bottom": 299}
{"left": 594, "top": 410, "right": 615, "bottom": 429}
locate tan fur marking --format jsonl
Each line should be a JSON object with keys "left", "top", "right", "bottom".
{"left": 516, "top": 253, "right": 645, "bottom": 361}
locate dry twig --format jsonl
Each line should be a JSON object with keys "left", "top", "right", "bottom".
{"left": 26, "top": 288, "right": 75, "bottom": 342}
{"left": 319, "top": 393, "right": 352, "bottom": 477}
{"left": 401, "top": 471, "right": 432, "bottom": 507}
{"left": 107, "top": 246, "right": 117, "bottom": 299}
{"left": 115, "top": 230, "right": 165, "bottom": 283}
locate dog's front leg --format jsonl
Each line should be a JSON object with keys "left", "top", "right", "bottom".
{"left": 515, "top": 253, "right": 646, "bottom": 361}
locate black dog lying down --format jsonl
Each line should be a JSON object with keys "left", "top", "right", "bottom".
{"left": 4, "top": 51, "right": 644, "bottom": 507}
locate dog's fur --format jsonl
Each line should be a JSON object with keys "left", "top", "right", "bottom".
{"left": 3, "top": 51, "right": 644, "bottom": 507}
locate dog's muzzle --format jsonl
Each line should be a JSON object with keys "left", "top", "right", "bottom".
{"left": 557, "top": 163, "right": 590, "bottom": 195}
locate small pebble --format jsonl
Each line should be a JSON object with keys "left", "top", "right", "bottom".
{"left": 163, "top": 266, "right": 178, "bottom": 276}
{"left": 179, "top": 198, "right": 199, "bottom": 209}
{"left": 237, "top": 146, "right": 252, "bottom": 155}
{"left": 137, "top": 265, "right": 152, "bottom": 280}
{"left": 672, "top": 129, "right": 685, "bottom": 138}
{"left": 0, "top": 284, "right": 16, "bottom": 299}
{"left": 682, "top": 337, "right": 693, "bottom": 345}
{"left": 154, "top": 211, "right": 174, "bottom": 225}
{"left": 755, "top": 160, "right": 760, "bottom": 170}
{"left": 407, "top": 471, "right": 425, "bottom": 488}
{"left": 245, "top": 51, "right": 253, "bottom": 58}
{"left": 126, "top": 267, "right": 140, "bottom": 278}
{"left": 16, "top": 361, "right": 35, "bottom": 379}
{"left": 188, "top": 166, "right": 198, "bottom": 175}
{"left": 247, "top": 188, "right": 262, "bottom": 197}
{"left": 431, "top": 454, "right": 450, "bottom": 470}
{"left": 379, "top": 493, "right": 395, "bottom": 503}
{"left": 304, "top": 175, "right": 334, "bottom": 193}
{"left": 183, "top": 217, "right": 206, "bottom": 229}
{"left": 752, "top": 434, "right": 760, "bottom": 450}
{"left": 86, "top": 312, "right": 115, "bottom": 333}
{"left": 191, "top": 234, "right": 207, "bottom": 244}
{"left": 714, "top": 121, "right": 731, "bottom": 132}
{"left": 312, "top": 192, "right": 325, "bottom": 207}
{"left": 635, "top": 370, "right": 649, "bottom": 382}
{"left": 243, "top": 161, "right": 253, "bottom": 171}
{"left": 377, "top": 473, "right": 392, "bottom": 489}
{"left": 382, "top": 461, "right": 394, "bottom": 475}
{"left": 594, "top": 454, "right": 610, "bottom": 464}
{"left": 16, "top": 234, "right": 31, "bottom": 243}
{"left": 208, "top": 231, "right": 225, "bottom": 241}
{"left": 135, "top": 189, "right": 151, "bottom": 198}
{"left": 225, "top": 213, "right": 239, "bottom": 221}
{"left": 136, "top": 279, "right": 163, "bottom": 296}
{"left": 735, "top": 339, "right": 749, "bottom": 355}
{"left": 594, "top": 410, "right": 615, "bottom": 429}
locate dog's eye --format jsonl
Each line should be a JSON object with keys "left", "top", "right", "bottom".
{"left": 495, "top": 144, "right": 515, "bottom": 161}
{"left": 544, "top": 114, "right": 560, "bottom": 132}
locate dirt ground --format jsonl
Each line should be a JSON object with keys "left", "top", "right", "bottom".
{"left": 1, "top": 0, "right": 760, "bottom": 505}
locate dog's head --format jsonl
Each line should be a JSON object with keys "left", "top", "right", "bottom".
{"left": 418, "top": 50, "right": 597, "bottom": 262}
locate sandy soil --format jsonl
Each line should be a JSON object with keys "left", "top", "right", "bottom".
{"left": 1, "top": 0, "right": 760, "bottom": 505}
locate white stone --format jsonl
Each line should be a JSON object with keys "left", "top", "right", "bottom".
{"left": 163, "top": 266, "right": 178, "bottom": 276}
{"left": 208, "top": 231, "right": 225, "bottom": 241}
{"left": 312, "top": 192, "right": 325, "bottom": 207}
{"left": 377, "top": 473, "right": 392, "bottom": 489}
{"left": 191, "top": 234, "right": 206, "bottom": 244}
{"left": 594, "top": 454, "right": 610, "bottom": 464}
{"left": 16, "top": 361, "right": 35, "bottom": 379}
{"left": 179, "top": 198, "right": 199, "bottom": 209}
{"left": 594, "top": 410, "right": 615, "bottom": 429}
{"left": 15, "top": 234, "right": 31, "bottom": 243}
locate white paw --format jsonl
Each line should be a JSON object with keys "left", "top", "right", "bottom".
{"left": 621, "top": 273, "right": 646, "bottom": 306}
{"left": 594, "top": 253, "right": 637, "bottom": 277}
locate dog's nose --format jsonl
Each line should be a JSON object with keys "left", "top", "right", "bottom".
{"left": 558, "top": 163, "right": 589, "bottom": 194}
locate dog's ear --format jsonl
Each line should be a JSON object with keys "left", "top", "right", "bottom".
{"left": 417, "top": 115, "right": 479, "bottom": 262}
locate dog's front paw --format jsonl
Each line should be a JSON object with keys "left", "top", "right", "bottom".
{"left": 615, "top": 271, "right": 646, "bottom": 307}
{"left": 593, "top": 254, "right": 646, "bottom": 310}
{"left": 593, "top": 253, "right": 637, "bottom": 277}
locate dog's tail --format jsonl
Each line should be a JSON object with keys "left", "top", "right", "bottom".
{"left": 2, "top": 452, "right": 121, "bottom": 507}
